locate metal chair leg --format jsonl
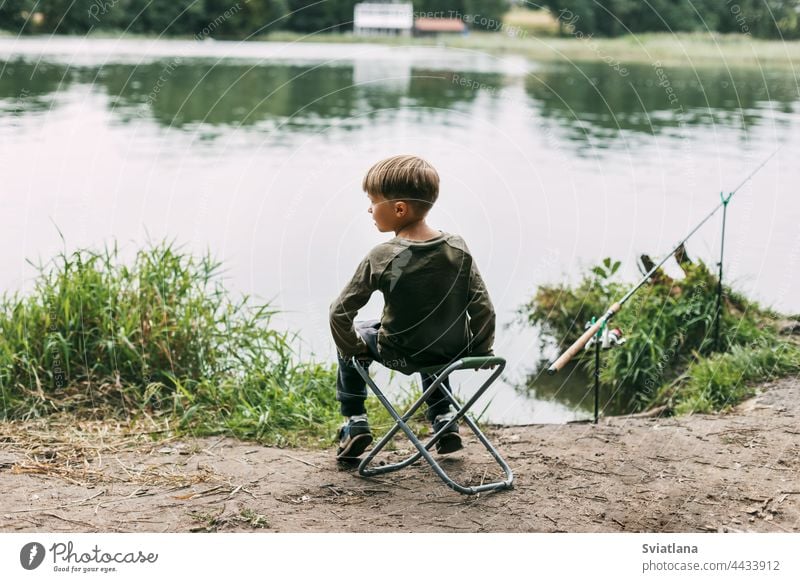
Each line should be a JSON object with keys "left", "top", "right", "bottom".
{"left": 352, "top": 357, "right": 515, "bottom": 495}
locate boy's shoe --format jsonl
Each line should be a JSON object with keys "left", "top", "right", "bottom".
{"left": 432, "top": 411, "right": 463, "bottom": 454}
{"left": 336, "top": 414, "right": 373, "bottom": 461}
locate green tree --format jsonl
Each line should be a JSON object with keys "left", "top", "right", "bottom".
{"left": 0, "top": 0, "right": 36, "bottom": 34}
{"left": 415, "top": 0, "right": 511, "bottom": 30}
{"left": 201, "top": 0, "right": 289, "bottom": 37}
{"left": 286, "top": 0, "right": 359, "bottom": 33}
{"left": 119, "top": 0, "right": 207, "bottom": 35}
{"left": 541, "top": 0, "right": 596, "bottom": 35}
{"left": 540, "top": 0, "right": 799, "bottom": 38}
{"left": 35, "top": 0, "right": 100, "bottom": 33}
{"left": 464, "top": 0, "right": 511, "bottom": 29}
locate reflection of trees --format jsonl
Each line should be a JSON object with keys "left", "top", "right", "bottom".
{"left": 525, "top": 61, "right": 798, "bottom": 141}
{"left": 101, "top": 62, "right": 311, "bottom": 126}
{"left": 408, "top": 70, "right": 503, "bottom": 109}
{"left": 0, "top": 59, "right": 64, "bottom": 113}
{"left": 4, "top": 55, "right": 797, "bottom": 143}
{"left": 118, "top": 64, "right": 497, "bottom": 128}
{"left": 1, "top": 58, "right": 500, "bottom": 130}
{"left": 352, "top": 69, "right": 502, "bottom": 124}
{"left": 518, "top": 359, "right": 626, "bottom": 415}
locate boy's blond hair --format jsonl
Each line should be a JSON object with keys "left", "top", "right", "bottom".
{"left": 362, "top": 154, "right": 440, "bottom": 213}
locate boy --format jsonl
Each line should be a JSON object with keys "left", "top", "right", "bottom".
{"left": 329, "top": 154, "right": 496, "bottom": 461}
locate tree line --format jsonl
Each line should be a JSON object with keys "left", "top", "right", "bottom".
{"left": 0, "top": 0, "right": 509, "bottom": 36}
{"left": 0, "top": 1, "right": 796, "bottom": 39}
{"left": 540, "top": 0, "right": 800, "bottom": 39}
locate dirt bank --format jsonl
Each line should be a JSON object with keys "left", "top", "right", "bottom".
{"left": 1, "top": 376, "right": 798, "bottom": 533}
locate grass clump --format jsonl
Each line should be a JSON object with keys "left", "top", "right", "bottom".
{"left": 664, "top": 341, "right": 800, "bottom": 415}
{"left": 0, "top": 238, "right": 347, "bottom": 446}
{"left": 517, "top": 256, "right": 800, "bottom": 414}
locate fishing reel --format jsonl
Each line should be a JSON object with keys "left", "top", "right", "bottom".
{"left": 584, "top": 320, "right": 626, "bottom": 351}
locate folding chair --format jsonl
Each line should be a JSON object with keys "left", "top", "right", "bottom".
{"left": 351, "top": 355, "right": 514, "bottom": 495}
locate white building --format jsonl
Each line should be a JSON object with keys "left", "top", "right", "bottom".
{"left": 354, "top": 2, "right": 414, "bottom": 36}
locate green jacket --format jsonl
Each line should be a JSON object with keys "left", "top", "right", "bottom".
{"left": 329, "top": 231, "right": 496, "bottom": 374}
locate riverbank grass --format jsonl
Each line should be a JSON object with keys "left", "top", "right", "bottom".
{"left": 0, "top": 240, "right": 431, "bottom": 448}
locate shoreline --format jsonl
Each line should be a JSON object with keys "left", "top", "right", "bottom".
{"left": 2, "top": 374, "right": 798, "bottom": 532}
{"left": 1, "top": 31, "right": 799, "bottom": 69}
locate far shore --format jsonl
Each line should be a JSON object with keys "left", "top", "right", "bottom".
{"left": 1, "top": 30, "right": 799, "bottom": 69}
{"left": 258, "top": 30, "right": 800, "bottom": 69}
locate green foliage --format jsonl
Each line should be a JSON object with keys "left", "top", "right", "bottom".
{"left": 464, "top": 0, "right": 511, "bottom": 30}
{"left": 0, "top": 0, "right": 517, "bottom": 36}
{"left": 5, "top": 0, "right": 795, "bottom": 38}
{"left": 286, "top": 0, "right": 358, "bottom": 33}
{"left": 591, "top": 256, "right": 621, "bottom": 279}
{"left": 540, "top": 0, "right": 800, "bottom": 39}
{"left": 666, "top": 341, "right": 800, "bottom": 414}
{"left": 0, "top": 238, "right": 343, "bottom": 445}
{"left": 0, "top": 0, "right": 36, "bottom": 33}
{"left": 517, "top": 256, "right": 628, "bottom": 357}
{"left": 201, "top": 0, "right": 289, "bottom": 37}
{"left": 116, "top": 0, "right": 209, "bottom": 36}
{"left": 517, "top": 256, "right": 796, "bottom": 414}
{"left": 35, "top": 0, "right": 102, "bottom": 34}
{"left": 2, "top": 0, "right": 289, "bottom": 36}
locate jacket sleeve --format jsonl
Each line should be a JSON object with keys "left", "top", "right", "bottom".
{"left": 329, "top": 255, "right": 375, "bottom": 359}
{"left": 466, "top": 258, "right": 496, "bottom": 356}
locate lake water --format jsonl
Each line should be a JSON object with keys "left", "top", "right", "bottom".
{"left": 1, "top": 37, "right": 798, "bottom": 424}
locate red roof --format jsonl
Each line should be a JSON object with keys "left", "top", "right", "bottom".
{"left": 414, "top": 18, "right": 466, "bottom": 32}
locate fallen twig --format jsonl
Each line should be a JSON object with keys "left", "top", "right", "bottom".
{"left": 283, "top": 454, "right": 321, "bottom": 469}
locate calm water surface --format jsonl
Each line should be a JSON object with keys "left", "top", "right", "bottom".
{"left": 1, "top": 38, "right": 798, "bottom": 423}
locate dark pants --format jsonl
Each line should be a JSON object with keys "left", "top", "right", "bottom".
{"left": 336, "top": 319, "right": 453, "bottom": 422}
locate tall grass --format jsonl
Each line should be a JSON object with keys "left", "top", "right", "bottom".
{"left": 666, "top": 341, "right": 800, "bottom": 415}
{"left": 517, "top": 257, "right": 800, "bottom": 414}
{"left": 0, "top": 239, "right": 351, "bottom": 445}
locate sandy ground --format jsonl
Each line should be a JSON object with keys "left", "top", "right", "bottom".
{"left": 1, "top": 376, "right": 798, "bottom": 533}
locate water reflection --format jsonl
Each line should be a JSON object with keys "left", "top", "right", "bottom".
{"left": 525, "top": 61, "right": 798, "bottom": 143}
{"left": 519, "top": 359, "right": 626, "bottom": 417}
{"left": 3, "top": 55, "right": 796, "bottom": 143}
{"left": 0, "top": 60, "right": 62, "bottom": 114}
{"left": 1, "top": 59, "right": 508, "bottom": 130}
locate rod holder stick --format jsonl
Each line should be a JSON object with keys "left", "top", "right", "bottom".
{"left": 714, "top": 192, "right": 732, "bottom": 352}
{"left": 594, "top": 321, "right": 601, "bottom": 424}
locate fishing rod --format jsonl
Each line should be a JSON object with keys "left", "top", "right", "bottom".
{"left": 547, "top": 146, "right": 781, "bottom": 376}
